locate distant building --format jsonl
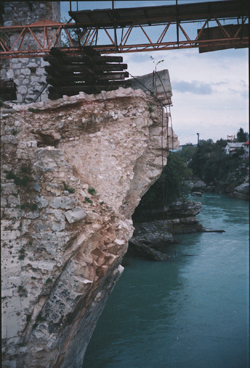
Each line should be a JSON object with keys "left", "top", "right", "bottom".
{"left": 242, "top": 141, "right": 249, "bottom": 155}
{"left": 224, "top": 142, "right": 245, "bottom": 155}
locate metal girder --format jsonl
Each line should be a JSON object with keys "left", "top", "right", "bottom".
{"left": 69, "top": 0, "right": 249, "bottom": 27}
{"left": 0, "top": 14, "right": 248, "bottom": 59}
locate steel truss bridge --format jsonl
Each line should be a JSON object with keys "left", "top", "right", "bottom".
{"left": 0, "top": 0, "right": 248, "bottom": 59}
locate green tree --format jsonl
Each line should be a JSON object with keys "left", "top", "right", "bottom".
{"left": 187, "top": 137, "right": 248, "bottom": 191}
{"left": 237, "top": 128, "right": 249, "bottom": 142}
{"left": 177, "top": 144, "right": 196, "bottom": 162}
{"left": 188, "top": 139, "right": 214, "bottom": 180}
{"left": 133, "top": 152, "right": 192, "bottom": 221}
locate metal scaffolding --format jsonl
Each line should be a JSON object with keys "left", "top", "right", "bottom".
{"left": 0, "top": 0, "right": 248, "bottom": 59}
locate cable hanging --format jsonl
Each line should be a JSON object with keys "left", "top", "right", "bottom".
{"left": 155, "top": 70, "right": 176, "bottom": 256}
{"left": 128, "top": 70, "right": 176, "bottom": 256}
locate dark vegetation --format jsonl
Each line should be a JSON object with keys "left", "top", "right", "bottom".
{"left": 28, "top": 107, "right": 40, "bottom": 113}
{"left": 63, "top": 182, "right": 75, "bottom": 193}
{"left": 4, "top": 166, "right": 31, "bottom": 187}
{"left": 237, "top": 127, "right": 249, "bottom": 142}
{"left": 133, "top": 128, "right": 249, "bottom": 221}
{"left": 134, "top": 153, "right": 191, "bottom": 213}
{"left": 188, "top": 131, "right": 248, "bottom": 193}
{"left": 88, "top": 187, "right": 96, "bottom": 195}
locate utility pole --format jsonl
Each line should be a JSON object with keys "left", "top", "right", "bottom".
{"left": 197, "top": 133, "right": 200, "bottom": 145}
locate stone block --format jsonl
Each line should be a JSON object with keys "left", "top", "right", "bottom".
{"left": 65, "top": 208, "right": 87, "bottom": 223}
{"left": 6, "top": 69, "right": 14, "bottom": 79}
{"left": 16, "top": 94, "right": 22, "bottom": 102}
{"left": 3, "top": 208, "right": 22, "bottom": 219}
{"left": 234, "top": 182, "right": 249, "bottom": 194}
{"left": 18, "top": 86, "right": 28, "bottom": 94}
{"left": 1, "top": 135, "right": 18, "bottom": 145}
{"left": 48, "top": 209, "right": 66, "bottom": 231}
{"left": 49, "top": 196, "right": 77, "bottom": 210}
{"left": 27, "top": 62, "right": 38, "bottom": 68}
{"left": 24, "top": 141, "right": 37, "bottom": 148}
{"left": 1, "top": 230, "right": 21, "bottom": 241}
{"left": 7, "top": 195, "right": 20, "bottom": 207}
{"left": 36, "top": 67, "right": 46, "bottom": 76}
{"left": 33, "top": 183, "right": 41, "bottom": 192}
{"left": 21, "top": 68, "right": 31, "bottom": 76}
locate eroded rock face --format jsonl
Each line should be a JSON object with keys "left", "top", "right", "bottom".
{"left": 1, "top": 88, "right": 179, "bottom": 368}
{"left": 128, "top": 221, "right": 173, "bottom": 261}
{"left": 232, "top": 182, "right": 249, "bottom": 200}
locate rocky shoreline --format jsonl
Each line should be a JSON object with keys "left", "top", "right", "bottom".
{"left": 127, "top": 199, "right": 208, "bottom": 261}
{"left": 189, "top": 177, "right": 249, "bottom": 201}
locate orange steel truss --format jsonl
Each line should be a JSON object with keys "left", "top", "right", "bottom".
{"left": 0, "top": 16, "right": 248, "bottom": 59}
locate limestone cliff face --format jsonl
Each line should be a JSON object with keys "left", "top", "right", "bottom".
{"left": 1, "top": 88, "right": 179, "bottom": 368}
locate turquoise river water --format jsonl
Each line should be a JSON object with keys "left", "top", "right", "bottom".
{"left": 83, "top": 194, "right": 249, "bottom": 368}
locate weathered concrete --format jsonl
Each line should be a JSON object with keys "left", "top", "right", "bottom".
{"left": 129, "top": 69, "right": 172, "bottom": 106}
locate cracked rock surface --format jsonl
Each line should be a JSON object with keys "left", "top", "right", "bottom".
{"left": 1, "top": 88, "right": 178, "bottom": 368}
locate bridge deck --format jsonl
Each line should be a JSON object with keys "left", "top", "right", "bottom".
{"left": 0, "top": 0, "right": 248, "bottom": 58}
{"left": 69, "top": 0, "right": 248, "bottom": 28}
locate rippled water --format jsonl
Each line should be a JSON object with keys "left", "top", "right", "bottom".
{"left": 83, "top": 194, "right": 249, "bottom": 368}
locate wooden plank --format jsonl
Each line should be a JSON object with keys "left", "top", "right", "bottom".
{"left": 49, "top": 81, "right": 130, "bottom": 95}
{"left": 45, "top": 63, "right": 127, "bottom": 75}
{"left": 0, "top": 80, "right": 16, "bottom": 89}
{"left": 46, "top": 48, "right": 129, "bottom": 99}
{"left": 49, "top": 46, "right": 100, "bottom": 57}
{"left": 56, "top": 63, "right": 128, "bottom": 72}
{"left": 45, "top": 65, "right": 63, "bottom": 78}
{"left": 45, "top": 64, "right": 96, "bottom": 76}
{"left": 50, "top": 46, "right": 101, "bottom": 57}
{"left": 44, "top": 54, "right": 124, "bottom": 67}
{"left": 70, "top": 55, "right": 123, "bottom": 63}
{"left": 93, "top": 63, "right": 128, "bottom": 71}
{"left": 48, "top": 48, "right": 123, "bottom": 63}
{"left": 46, "top": 72, "right": 128, "bottom": 86}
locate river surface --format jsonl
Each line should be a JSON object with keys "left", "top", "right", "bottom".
{"left": 83, "top": 194, "right": 249, "bottom": 368}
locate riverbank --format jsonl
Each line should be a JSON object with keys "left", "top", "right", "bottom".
{"left": 127, "top": 198, "right": 218, "bottom": 261}
{"left": 189, "top": 175, "right": 249, "bottom": 201}
{"left": 127, "top": 198, "right": 227, "bottom": 261}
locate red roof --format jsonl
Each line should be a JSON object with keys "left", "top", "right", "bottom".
{"left": 243, "top": 141, "right": 249, "bottom": 145}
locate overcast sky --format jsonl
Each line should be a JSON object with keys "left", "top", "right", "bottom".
{"left": 61, "top": 1, "right": 249, "bottom": 145}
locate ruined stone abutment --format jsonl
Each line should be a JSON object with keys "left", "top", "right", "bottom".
{"left": 1, "top": 87, "right": 179, "bottom": 368}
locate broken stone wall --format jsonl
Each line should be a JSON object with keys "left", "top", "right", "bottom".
{"left": 129, "top": 69, "right": 173, "bottom": 106}
{"left": 1, "top": 87, "right": 179, "bottom": 368}
{"left": 1, "top": 1, "right": 60, "bottom": 103}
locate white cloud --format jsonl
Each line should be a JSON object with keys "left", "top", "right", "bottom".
{"left": 171, "top": 80, "right": 213, "bottom": 95}
{"left": 122, "top": 48, "right": 248, "bottom": 145}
